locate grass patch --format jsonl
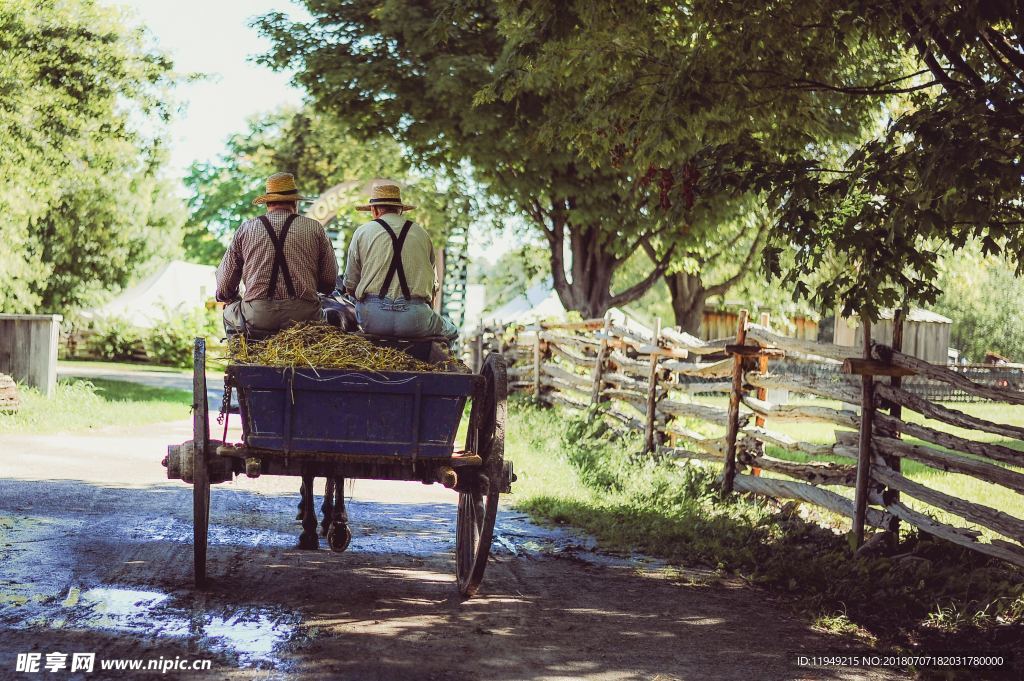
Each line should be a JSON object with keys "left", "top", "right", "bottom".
{"left": 0, "top": 378, "right": 192, "bottom": 435}
{"left": 505, "top": 397, "right": 1024, "bottom": 676}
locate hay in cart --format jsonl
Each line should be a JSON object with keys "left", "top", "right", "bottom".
{"left": 225, "top": 322, "right": 470, "bottom": 373}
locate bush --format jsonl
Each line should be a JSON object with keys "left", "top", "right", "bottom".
{"left": 86, "top": 316, "right": 143, "bottom": 361}
{"left": 143, "top": 307, "right": 220, "bottom": 368}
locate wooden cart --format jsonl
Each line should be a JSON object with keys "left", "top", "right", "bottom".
{"left": 165, "top": 338, "right": 513, "bottom": 597}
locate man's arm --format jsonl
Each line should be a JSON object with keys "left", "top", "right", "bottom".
{"left": 342, "top": 227, "right": 363, "bottom": 296}
{"left": 316, "top": 227, "right": 340, "bottom": 295}
{"left": 216, "top": 228, "right": 244, "bottom": 302}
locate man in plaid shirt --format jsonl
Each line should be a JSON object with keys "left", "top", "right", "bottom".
{"left": 216, "top": 173, "right": 338, "bottom": 336}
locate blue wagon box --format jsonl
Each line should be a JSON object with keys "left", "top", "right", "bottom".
{"left": 227, "top": 365, "right": 480, "bottom": 458}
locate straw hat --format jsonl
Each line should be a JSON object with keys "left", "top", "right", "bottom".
{"left": 356, "top": 183, "right": 415, "bottom": 211}
{"left": 252, "top": 172, "right": 309, "bottom": 206}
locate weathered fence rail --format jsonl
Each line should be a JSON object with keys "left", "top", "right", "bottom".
{"left": 470, "top": 311, "right": 1024, "bottom": 568}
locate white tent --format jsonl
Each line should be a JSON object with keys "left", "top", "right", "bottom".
{"left": 480, "top": 282, "right": 654, "bottom": 335}
{"left": 84, "top": 260, "right": 217, "bottom": 328}
{"left": 484, "top": 282, "right": 566, "bottom": 327}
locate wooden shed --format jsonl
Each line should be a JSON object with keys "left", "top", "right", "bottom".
{"left": 700, "top": 308, "right": 819, "bottom": 342}
{"left": 834, "top": 308, "right": 952, "bottom": 365}
{"left": 0, "top": 314, "right": 63, "bottom": 397}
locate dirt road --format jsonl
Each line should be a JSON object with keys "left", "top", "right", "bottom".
{"left": 0, "top": 418, "right": 900, "bottom": 681}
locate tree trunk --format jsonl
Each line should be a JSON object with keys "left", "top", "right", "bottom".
{"left": 536, "top": 207, "right": 670, "bottom": 320}
{"left": 665, "top": 271, "right": 707, "bottom": 334}
{"left": 545, "top": 222, "right": 621, "bottom": 318}
{"left": 566, "top": 223, "right": 617, "bottom": 317}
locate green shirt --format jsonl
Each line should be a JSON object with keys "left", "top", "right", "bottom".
{"left": 343, "top": 213, "right": 437, "bottom": 301}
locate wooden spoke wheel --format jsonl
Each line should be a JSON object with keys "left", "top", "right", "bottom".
{"left": 456, "top": 353, "right": 506, "bottom": 597}
{"left": 193, "top": 338, "right": 210, "bottom": 587}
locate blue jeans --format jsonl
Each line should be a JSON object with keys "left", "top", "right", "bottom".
{"left": 355, "top": 295, "right": 458, "bottom": 340}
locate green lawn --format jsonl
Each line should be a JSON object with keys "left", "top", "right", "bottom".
{"left": 0, "top": 378, "right": 192, "bottom": 435}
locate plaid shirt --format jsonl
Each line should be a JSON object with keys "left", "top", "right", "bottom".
{"left": 216, "top": 211, "right": 338, "bottom": 303}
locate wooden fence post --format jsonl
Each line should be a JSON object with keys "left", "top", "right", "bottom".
{"left": 470, "top": 331, "right": 481, "bottom": 374}
{"left": 883, "top": 308, "right": 906, "bottom": 538}
{"left": 590, "top": 314, "right": 612, "bottom": 406}
{"left": 722, "top": 309, "right": 749, "bottom": 496}
{"left": 533, "top": 329, "right": 542, "bottom": 400}
{"left": 643, "top": 318, "right": 663, "bottom": 453}
{"left": 473, "top": 329, "right": 485, "bottom": 372}
{"left": 752, "top": 312, "right": 771, "bottom": 477}
{"left": 852, "top": 316, "right": 875, "bottom": 548}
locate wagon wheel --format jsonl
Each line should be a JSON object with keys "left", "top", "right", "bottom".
{"left": 456, "top": 353, "right": 506, "bottom": 597}
{"left": 193, "top": 337, "right": 210, "bottom": 587}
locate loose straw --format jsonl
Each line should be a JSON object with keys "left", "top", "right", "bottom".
{"left": 225, "top": 322, "right": 467, "bottom": 374}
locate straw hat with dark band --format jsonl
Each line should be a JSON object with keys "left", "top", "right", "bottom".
{"left": 252, "top": 172, "right": 309, "bottom": 206}
{"left": 356, "top": 183, "right": 415, "bottom": 211}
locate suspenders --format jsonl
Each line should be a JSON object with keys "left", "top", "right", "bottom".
{"left": 374, "top": 218, "right": 414, "bottom": 300}
{"left": 258, "top": 214, "right": 299, "bottom": 298}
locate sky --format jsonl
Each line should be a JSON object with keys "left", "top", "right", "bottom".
{"left": 116, "top": 0, "right": 310, "bottom": 182}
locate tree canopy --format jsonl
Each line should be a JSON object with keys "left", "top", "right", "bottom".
{"left": 256, "top": 0, "right": 911, "bottom": 326}
{"left": 0, "top": 0, "right": 183, "bottom": 313}
{"left": 933, "top": 244, "right": 1024, "bottom": 362}
{"left": 482, "top": 0, "right": 1024, "bottom": 319}
{"left": 770, "top": 1, "right": 1024, "bottom": 318}
{"left": 184, "top": 106, "right": 469, "bottom": 264}
{"left": 257, "top": 2, "right": 687, "bottom": 318}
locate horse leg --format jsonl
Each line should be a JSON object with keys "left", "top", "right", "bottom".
{"left": 296, "top": 480, "right": 305, "bottom": 521}
{"left": 320, "top": 477, "right": 335, "bottom": 537}
{"left": 297, "top": 469, "right": 319, "bottom": 550}
{"left": 327, "top": 475, "right": 351, "bottom": 552}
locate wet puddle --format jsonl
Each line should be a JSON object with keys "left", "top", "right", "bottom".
{"left": 0, "top": 490, "right": 662, "bottom": 673}
{"left": 26, "top": 585, "right": 300, "bottom": 667}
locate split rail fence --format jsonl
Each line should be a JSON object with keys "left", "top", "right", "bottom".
{"left": 469, "top": 312, "right": 1024, "bottom": 568}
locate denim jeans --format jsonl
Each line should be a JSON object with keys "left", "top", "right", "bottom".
{"left": 355, "top": 295, "right": 458, "bottom": 340}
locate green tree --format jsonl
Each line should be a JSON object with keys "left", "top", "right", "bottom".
{"left": 527, "top": 0, "right": 1024, "bottom": 319}
{"left": 767, "top": 1, "right": 1024, "bottom": 318}
{"left": 477, "top": 0, "right": 901, "bottom": 326}
{"left": 182, "top": 113, "right": 290, "bottom": 263}
{"left": 256, "top": 2, "right": 680, "bottom": 319}
{"left": 0, "top": 0, "right": 182, "bottom": 312}
{"left": 182, "top": 107, "right": 461, "bottom": 264}
{"left": 933, "top": 245, "right": 1024, "bottom": 362}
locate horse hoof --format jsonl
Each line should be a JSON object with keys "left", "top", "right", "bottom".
{"left": 327, "top": 523, "right": 352, "bottom": 553}
{"left": 296, "top": 532, "right": 320, "bottom": 550}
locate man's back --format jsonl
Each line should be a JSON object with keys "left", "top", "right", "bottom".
{"left": 217, "top": 212, "right": 338, "bottom": 303}
{"left": 343, "top": 213, "right": 436, "bottom": 301}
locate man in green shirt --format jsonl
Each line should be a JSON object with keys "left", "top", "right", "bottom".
{"left": 343, "top": 183, "right": 457, "bottom": 340}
